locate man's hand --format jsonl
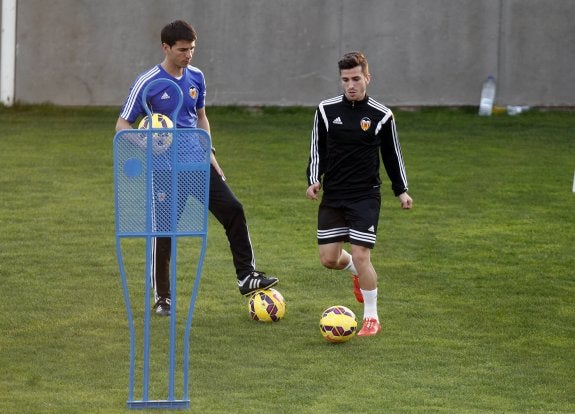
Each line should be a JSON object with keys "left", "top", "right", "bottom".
{"left": 306, "top": 182, "right": 321, "bottom": 200}
{"left": 398, "top": 192, "right": 413, "bottom": 209}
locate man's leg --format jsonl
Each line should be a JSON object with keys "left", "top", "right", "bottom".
{"left": 319, "top": 242, "right": 355, "bottom": 270}
{"left": 208, "top": 167, "right": 254, "bottom": 277}
{"left": 151, "top": 237, "right": 171, "bottom": 316}
{"left": 208, "top": 167, "right": 278, "bottom": 294}
{"left": 317, "top": 200, "right": 363, "bottom": 302}
{"left": 151, "top": 171, "right": 172, "bottom": 316}
{"left": 351, "top": 244, "right": 381, "bottom": 336}
{"left": 152, "top": 237, "right": 171, "bottom": 298}
{"left": 350, "top": 245, "right": 376, "bottom": 291}
{"left": 318, "top": 243, "right": 363, "bottom": 303}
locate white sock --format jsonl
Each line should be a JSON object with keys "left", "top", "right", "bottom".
{"left": 361, "top": 288, "right": 379, "bottom": 321}
{"left": 342, "top": 253, "right": 357, "bottom": 275}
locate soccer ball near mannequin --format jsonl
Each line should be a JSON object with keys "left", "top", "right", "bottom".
{"left": 248, "top": 289, "right": 286, "bottom": 322}
{"left": 138, "top": 113, "right": 173, "bottom": 154}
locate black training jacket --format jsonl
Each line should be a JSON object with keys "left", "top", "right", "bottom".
{"left": 307, "top": 94, "right": 408, "bottom": 199}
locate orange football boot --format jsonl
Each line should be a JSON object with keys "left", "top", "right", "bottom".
{"left": 352, "top": 275, "right": 364, "bottom": 303}
{"left": 357, "top": 317, "right": 381, "bottom": 337}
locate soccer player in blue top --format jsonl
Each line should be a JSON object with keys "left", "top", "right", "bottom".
{"left": 115, "top": 20, "right": 278, "bottom": 316}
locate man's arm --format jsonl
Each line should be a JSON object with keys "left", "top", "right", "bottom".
{"left": 196, "top": 107, "right": 211, "bottom": 134}
{"left": 115, "top": 116, "right": 149, "bottom": 150}
{"left": 197, "top": 107, "right": 225, "bottom": 179}
{"left": 380, "top": 114, "right": 412, "bottom": 209}
{"left": 380, "top": 115, "right": 408, "bottom": 196}
{"left": 116, "top": 117, "right": 132, "bottom": 132}
{"left": 306, "top": 107, "right": 326, "bottom": 186}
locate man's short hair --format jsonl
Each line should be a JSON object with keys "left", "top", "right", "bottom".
{"left": 338, "top": 51, "right": 369, "bottom": 76}
{"left": 161, "top": 20, "right": 197, "bottom": 47}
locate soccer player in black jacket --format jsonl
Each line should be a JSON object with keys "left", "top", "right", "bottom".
{"left": 306, "top": 52, "right": 413, "bottom": 337}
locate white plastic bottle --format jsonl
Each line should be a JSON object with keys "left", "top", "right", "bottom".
{"left": 478, "top": 75, "right": 496, "bottom": 116}
{"left": 507, "top": 105, "right": 531, "bottom": 116}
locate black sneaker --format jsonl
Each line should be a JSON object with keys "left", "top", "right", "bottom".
{"left": 153, "top": 297, "right": 171, "bottom": 316}
{"left": 238, "top": 271, "right": 279, "bottom": 296}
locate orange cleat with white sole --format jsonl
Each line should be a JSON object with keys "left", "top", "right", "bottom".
{"left": 357, "top": 317, "right": 381, "bottom": 337}
{"left": 352, "top": 275, "right": 364, "bottom": 303}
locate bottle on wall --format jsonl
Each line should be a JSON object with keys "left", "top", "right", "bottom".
{"left": 478, "top": 75, "right": 496, "bottom": 116}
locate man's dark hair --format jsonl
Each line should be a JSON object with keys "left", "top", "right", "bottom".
{"left": 161, "top": 20, "right": 197, "bottom": 47}
{"left": 338, "top": 51, "right": 369, "bottom": 76}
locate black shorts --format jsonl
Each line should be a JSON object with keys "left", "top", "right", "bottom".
{"left": 317, "top": 195, "right": 381, "bottom": 249}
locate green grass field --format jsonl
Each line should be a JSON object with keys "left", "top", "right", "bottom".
{"left": 0, "top": 105, "right": 573, "bottom": 413}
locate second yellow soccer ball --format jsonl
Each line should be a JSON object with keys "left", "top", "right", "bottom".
{"left": 138, "top": 113, "right": 173, "bottom": 154}
{"left": 248, "top": 288, "right": 286, "bottom": 322}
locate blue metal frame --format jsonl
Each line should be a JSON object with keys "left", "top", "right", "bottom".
{"left": 113, "top": 78, "right": 211, "bottom": 409}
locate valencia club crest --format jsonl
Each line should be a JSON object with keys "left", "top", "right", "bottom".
{"left": 360, "top": 117, "right": 371, "bottom": 131}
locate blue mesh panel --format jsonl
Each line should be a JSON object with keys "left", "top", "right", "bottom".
{"left": 114, "top": 128, "right": 211, "bottom": 236}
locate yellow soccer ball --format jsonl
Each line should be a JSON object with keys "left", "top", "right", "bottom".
{"left": 138, "top": 113, "right": 173, "bottom": 154}
{"left": 319, "top": 306, "right": 357, "bottom": 343}
{"left": 248, "top": 288, "right": 286, "bottom": 322}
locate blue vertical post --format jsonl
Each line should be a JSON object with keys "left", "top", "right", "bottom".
{"left": 113, "top": 78, "right": 211, "bottom": 409}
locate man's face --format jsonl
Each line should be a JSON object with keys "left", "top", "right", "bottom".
{"left": 340, "top": 65, "right": 370, "bottom": 101}
{"left": 163, "top": 39, "right": 196, "bottom": 68}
